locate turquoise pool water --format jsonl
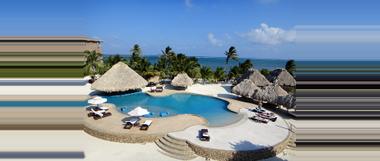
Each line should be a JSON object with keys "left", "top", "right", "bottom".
{"left": 103, "top": 92, "right": 241, "bottom": 126}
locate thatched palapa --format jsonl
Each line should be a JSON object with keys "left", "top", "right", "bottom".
{"left": 268, "top": 69, "right": 296, "bottom": 87}
{"left": 171, "top": 73, "right": 193, "bottom": 88}
{"left": 232, "top": 79, "right": 260, "bottom": 98}
{"left": 91, "top": 62, "right": 148, "bottom": 92}
{"left": 277, "top": 95, "right": 296, "bottom": 109}
{"left": 274, "top": 84, "right": 288, "bottom": 96}
{"left": 237, "top": 68, "right": 271, "bottom": 87}
{"left": 250, "top": 85, "right": 288, "bottom": 104}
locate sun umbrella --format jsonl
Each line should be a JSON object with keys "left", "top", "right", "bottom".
{"left": 128, "top": 106, "right": 150, "bottom": 116}
{"left": 88, "top": 96, "right": 107, "bottom": 106}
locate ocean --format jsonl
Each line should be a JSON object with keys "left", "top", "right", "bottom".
{"left": 106, "top": 55, "right": 288, "bottom": 70}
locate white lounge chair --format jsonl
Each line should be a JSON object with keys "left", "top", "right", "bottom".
{"left": 123, "top": 117, "right": 140, "bottom": 129}
{"left": 98, "top": 106, "right": 109, "bottom": 110}
{"left": 140, "top": 120, "right": 152, "bottom": 130}
{"left": 90, "top": 109, "right": 111, "bottom": 120}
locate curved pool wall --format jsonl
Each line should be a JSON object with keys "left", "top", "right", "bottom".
{"left": 103, "top": 92, "right": 241, "bottom": 126}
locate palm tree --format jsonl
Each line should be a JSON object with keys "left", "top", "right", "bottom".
{"left": 129, "top": 44, "right": 142, "bottom": 69}
{"left": 214, "top": 67, "right": 226, "bottom": 82}
{"left": 260, "top": 68, "right": 271, "bottom": 77}
{"left": 239, "top": 59, "right": 253, "bottom": 74}
{"left": 84, "top": 50, "right": 103, "bottom": 76}
{"left": 285, "top": 59, "right": 296, "bottom": 76}
{"left": 201, "top": 66, "right": 214, "bottom": 83}
{"left": 224, "top": 46, "right": 238, "bottom": 65}
{"left": 105, "top": 54, "right": 124, "bottom": 67}
{"left": 157, "top": 46, "right": 176, "bottom": 78}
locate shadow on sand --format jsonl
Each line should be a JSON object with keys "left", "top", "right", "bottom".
{"left": 229, "top": 141, "right": 288, "bottom": 161}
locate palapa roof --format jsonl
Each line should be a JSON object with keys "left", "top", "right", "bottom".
{"left": 251, "top": 86, "right": 277, "bottom": 104}
{"left": 274, "top": 84, "right": 288, "bottom": 96}
{"left": 91, "top": 62, "right": 148, "bottom": 92}
{"left": 237, "top": 68, "right": 271, "bottom": 87}
{"left": 268, "top": 69, "right": 296, "bottom": 87}
{"left": 277, "top": 95, "right": 296, "bottom": 109}
{"left": 250, "top": 85, "right": 288, "bottom": 104}
{"left": 171, "top": 73, "right": 193, "bottom": 87}
{"left": 232, "top": 79, "right": 260, "bottom": 98}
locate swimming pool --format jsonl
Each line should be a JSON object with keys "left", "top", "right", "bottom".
{"left": 103, "top": 92, "right": 241, "bottom": 126}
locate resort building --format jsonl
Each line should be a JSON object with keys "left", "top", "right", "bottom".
{"left": 0, "top": 36, "right": 101, "bottom": 77}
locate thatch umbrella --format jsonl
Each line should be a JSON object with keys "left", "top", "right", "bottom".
{"left": 277, "top": 95, "right": 296, "bottom": 109}
{"left": 148, "top": 76, "right": 160, "bottom": 84}
{"left": 232, "top": 79, "right": 260, "bottom": 98}
{"left": 91, "top": 62, "right": 148, "bottom": 92}
{"left": 274, "top": 84, "right": 288, "bottom": 96}
{"left": 251, "top": 86, "right": 276, "bottom": 104}
{"left": 237, "top": 68, "right": 271, "bottom": 87}
{"left": 268, "top": 69, "right": 296, "bottom": 87}
{"left": 250, "top": 85, "right": 288, "bottom": 104}
{"left": 171, "top": 73, "right": 193, "bottom": 88}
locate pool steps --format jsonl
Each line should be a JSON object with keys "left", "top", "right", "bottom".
{"left": 155, "top": 135, "right": 197, "bottom": 160}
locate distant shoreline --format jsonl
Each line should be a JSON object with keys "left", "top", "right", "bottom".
{"left": 103, "top": 55, "right": 287, "bottom": 70}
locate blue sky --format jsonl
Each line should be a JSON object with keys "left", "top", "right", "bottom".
{"left": 0, "top": 0, "right": 379, "bottom": 60}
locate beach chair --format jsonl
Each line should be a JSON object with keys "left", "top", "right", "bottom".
{"left": 123, "top": 117, "right": 140, "bottom": 129}
{"left": 252, "top": 107, "right": 265, "bottom": 113}
{"left": 155, "top": 86, "right": 163, "bottom": 92}
{"left": 91, "top": 109, "right": 112, "bottom": 120}
{"left": 199, "top": 129, "right": 210, "bottom": 141}
{"left": 97, "top": 106, "right": 109, "bottom": 111}
{"left": 140, "top": 120, "right": 153, "bottom": 130}
{"left": 150, "top": 86, "right": 157, "bottom": 92}
{"left": 249, "top": 116, "right": 268, "bottom": 124}
{"left": 258, "top": 113, "right": 277, "bottom": 122}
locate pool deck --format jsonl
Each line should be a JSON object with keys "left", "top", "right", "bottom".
{"left": 84, "top": 85, "right": 292, "bottom": 160}
{"left": 84, "top": 103, "right": 207, "bottom": 143}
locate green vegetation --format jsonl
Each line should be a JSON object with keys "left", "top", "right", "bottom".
{"left": 227, "top": 59, "right": 253, "bottom": 79}
{"left": 82, "top": 45, "right": 283, "bottom": 84}
{"left": 214, "top": 67, "right": 226, "bottom": 82}
{"left": 260, "top": 68, "right": 271, "bottom": 77}
{"left": 200, "top": 66, "right": 214, "bottom": 82}
{"left": 83, "top": 50, "right": 104, "bottom": 76}
{"left": 224, "top": 46, "right": 238, "bottom": 65}
{"left": 285, "top": 59, "right": 296, "bottom": 75}
{"left": 155, "top": 46, "right": 201, "bottom": 79}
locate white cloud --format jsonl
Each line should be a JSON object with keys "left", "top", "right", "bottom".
{"left": 242, "top": 23, "right": 295, "bottom": 45}
{"left": 185, "top": 0, "right": 193, "bottom": 8}
{"left": 208, "top": 33, "right": 223, "bottom": 46}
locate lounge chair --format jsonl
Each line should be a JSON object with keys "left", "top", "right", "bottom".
{"left": 140, "top": 120, "right": 153, "bottom": 130}
{"left": 155, "top": 86, "right": 163, "bottom": 92}
{"left": 123, "top": 117, "right": 140, "bottom": 129}
{"left": 249, "top": 116, "right": 268, "bottom": 124}
{"left": 150, "top": 86, "right": 157, "bottom": 92}
{"left": 90, "top": 109, "right": 112, "bottom": 120}
{"left": 252, "top": 107, "right": 265, "bottom": 113}
{"left": 258, "top": 113, "right": 277, "bottom": 122}
{"left": 199, "top": 129, "right": 210, "bottom": 141}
